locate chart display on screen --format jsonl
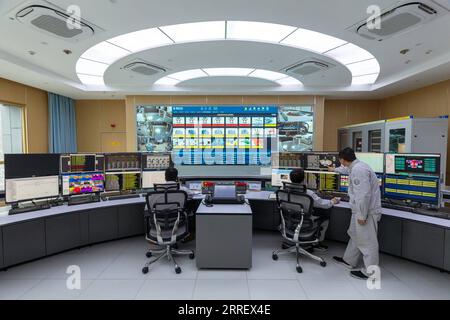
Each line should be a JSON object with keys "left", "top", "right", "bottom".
{"left": 6, "top": 176, "right": 59, "bottom": 203}
{"left": 355, "top": 152, "right": 384, "bottom": 173}
{"left": 171, "top": 106, "right": 277, "bottom": 165}
{"left": 384, "top": 174, "right": 439, "bottom": 204}
{"left": 304, "top": 153, "right": 340, "bottom": 171}
{"left": 385, "top": 153, "right": 440, "bottom": 176}
{"left": 105, "top": 153, "right": 142, "bottom": 171}
{"left": 62, "top": 173, "right": 105, "bottom": 196}
{"left": 271, "top": 168, "right": 293, "bottom": 187}
{"left": 142, "top": 171, "right": 167, "bottom": 189}
{"left": 105, "top": 172, "right": 141, "bottom": 191}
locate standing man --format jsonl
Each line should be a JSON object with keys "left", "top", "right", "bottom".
{"left": 330, "top": 148, "right": 382, "bottom": 280}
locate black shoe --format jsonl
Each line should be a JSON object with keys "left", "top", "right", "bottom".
{"left": 350, "top": 270, "right": 369, "bottom": 280}
{"left": 332, "top": 256, "right": 353, "bottom": 269}
{"left": 314, "top": 243, "right": 328, "bottom": 252}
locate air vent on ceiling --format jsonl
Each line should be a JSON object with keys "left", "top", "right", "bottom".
{"left": 13, "top": 1, "right": 100, "bottom": 42}
{"left": 356, "top": 2, "right": 440, "bottom": 41}
{"left": 285, "top": 60, "right": 332, "bottom": 76}
{"left": 123, "top": 61, "right": 166, "bottom": 76}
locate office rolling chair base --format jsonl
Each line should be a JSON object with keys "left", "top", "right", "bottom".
{"left": 296, "top": 266, "right": 303, "bottom": 273}
{"left": 272, "top": 253, "right": 278, "bottom": 261}
{"left": 320, "top": 261, "right": 327, "bottom": 267}
{"left": 142, "top": 245, "right": 195, "bottom": 275}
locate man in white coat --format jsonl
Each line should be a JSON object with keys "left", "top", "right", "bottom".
{"left": 330, "top": 148, "right": 382, "bottom": 280}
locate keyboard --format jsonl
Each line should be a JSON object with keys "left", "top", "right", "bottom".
{"left": 9, "top": 203, "right": 51, "bottom": 215}
{"left": 103, "top": 194, "right": 142, "bottom": 201}
{"left": 68, "top": 195, "right": 101, "bottom": 206}
{"left": 382, "top": 202, "right": 416, "bottom": 212}
{"left": 319, "top": 192, "right": 350, "bottom": 202}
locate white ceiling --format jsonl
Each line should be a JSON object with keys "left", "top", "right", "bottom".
{"left": 0, "top": 0, "right": 449, "bottom": 99}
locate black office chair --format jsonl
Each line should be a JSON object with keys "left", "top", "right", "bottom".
{"left": 272, "top": 189, "right": 327, "bottom": 273}
{"left": 142, "top": 190, "right": 195, "bottom": 274}
{"left": 153, "top": 183, "right": 180, "bottom": 191}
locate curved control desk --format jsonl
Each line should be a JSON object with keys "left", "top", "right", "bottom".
{"left": 0, "top": 191, "right": 449, "bottom": 272}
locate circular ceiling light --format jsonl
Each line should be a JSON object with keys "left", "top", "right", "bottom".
{"left": 76, "top": 21, "right": 380, "bottom": 87}
{"left": 153, "top": 68, "right": 302, "bottom": 86}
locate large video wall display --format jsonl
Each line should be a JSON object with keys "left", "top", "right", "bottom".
{"left": 136, "top": 106, "right": 172, "bottom": 152}
{"left": 278, "top": 106, "right": 314, "bottom": 152}
{"left": 135, "top": 105, "right": 315, "bottom": 165}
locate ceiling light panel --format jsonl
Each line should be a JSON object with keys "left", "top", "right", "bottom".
{"left": 81, "top": 41, "right": 130, "bottom": 64}
{"left": 325, "top": 43, "right": 374, "bottom": 65}
{"left": 352, "top": 74, "right": 379, "bottom": 85}
{"left": 169, "top": 69, "right": 208, "bottom": 81}
{"left": 203, "top": 68, "right": 255, "bottom": 76}
{"left": 154, "top": 77, "right": 180, "bottom": 85}
{"left": 281, "top": 28, "right": 347, "bottom": 53}
{"left": 108, "top": 28, "right": 173, "bottom": 52}
{"left": 226, "top": 21, "right": 297, "bottom": 42}
{"left": 346, "top": 59, "right": 380, "bottom": 76}
{"left": 249, "top": 69, "right": 286, "bottom": 81}
{"left": 77, "top": 74, "right": 105, "bottom": 86}
{"left": 75, "top": 58, "right": 109, "bottom": 76}
{"left": 159, "top": 21, "right": 225, "bottom": 42}
{"left": 276, "top": 77, "right": 302, "bottom": 85}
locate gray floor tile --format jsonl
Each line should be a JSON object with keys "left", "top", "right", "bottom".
{"left": 0, "top": 279, "right": 41, "bottom": 300}
{"left": 197, "top": 269, "right": 247, "bottom": 280}
{"left": 248, "top": 280, "right": 307, "bottom": 300}
{"left": 348, "top": 278, "right": 421, "bottom": 300}
{"left": 299, "top": 279, "right": 365, "bottom": 300}
{"left": 19, "top": 279, "right": 93, "bottom": 300}
{"left": 78, "top": 279, "right": 145, "bottom": 300}
{"left": 193, "top": 279, "right": 249, "bottom": 300}
{"left": 136, "top": 279, "right": 195, "bottom": 300}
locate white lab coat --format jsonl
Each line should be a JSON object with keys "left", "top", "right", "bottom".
{"left": 335, "top": 160, "right": 382, "bottom": 272}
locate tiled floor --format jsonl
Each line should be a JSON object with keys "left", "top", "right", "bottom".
{"left": 1, "top": 231, "right": 449, "bottom": 300}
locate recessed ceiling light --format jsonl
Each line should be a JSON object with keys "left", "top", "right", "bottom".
{"left": 77, "top": 74, "right": 105, "bottom": 86}
{"left": 281, "top": 28, "right": 347, "bottom": 53}
{"left": 159, "top": 21, "right": 225, "bottom": 42}
{"left": 108, "top": 28, "right": 173, "bottom": 52}
{"left": 351, "top": 74, "right": 378, "bottom": 85}
{"left": 203, "top": 68, "right": 255, "bottom": 76}
{"left": 169, "top": 69, "right": 208, "bottom": 81}
{"left": 248, "top": 69, "right": 286, "bottom": 81}
{"left": 346, "top": 59, "right": 380, "bottom": 77}
{"left": 226, "top": 21, "right": 296, "bottom": 42}
{"left": 76, "top": 58, "right": 109, "bottom": 76}
{"left": 81, "top": 41, "right": 130, "bottom": 64}
{"left": 325, "top": 43, "right": 374, "bottom": 65}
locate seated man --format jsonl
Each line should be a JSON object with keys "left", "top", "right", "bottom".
{"left": 285, "top": 168, "right": 340, "bottom": 251}
{"left": 164, "top": 166, "right": 194, "bottom": 199}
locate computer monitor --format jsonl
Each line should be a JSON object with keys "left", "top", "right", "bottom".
{"left": 69, "top": 154, "right": 96, "bottom": 172}
{"left": 355, "top": 152, "right": 384, "bottom": 173}
{"left": 171, "top": 105, "right": 277, "bottom": 166}
{"left": 384, "top": 174, "right": 440, "bottom": 205}
{"left": 142, "top": 153, "right": 171, "bottom": 170}
{"left": 5, "top": 154, "right": 60, "bottom": 179}
{"left": 104, "top": 172, "right": 141, "bottom": 191}
{"left": 304, "top": 152, "right": 340, "bottom": 171}
{"left": 385, "top": 153, "right": 440, "bottom": 177}
{"left": 142, "top": 171, "right": 167, "bottom": 189}
{"left": 273, "top": 152, "right": 305, "bottom": 168}
{"left": 304, "top": 171, "right": 339, "bottom": 192}
{"left": 271, "top": 168, "right": 293, "bottom": 187}
{"left": 61, "top": 172, "right": 105, "bottom": 196}
{"left": 105, "top": 153, "right": 142, "bottom": 171}
{"left": 339, "top": 173, "right": 383, "bottom": 192}
{"left": 5, "top": 176, "right": 60, "bottom": 203}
